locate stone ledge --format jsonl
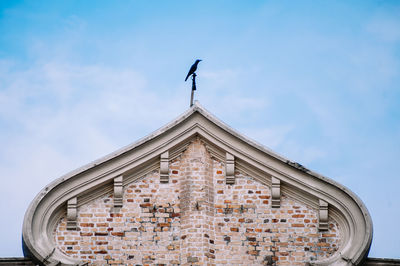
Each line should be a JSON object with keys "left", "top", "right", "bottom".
{"left": 0, "top": 257, "right": 35, "bottom": 265}
{"left": 362, "top": 257, "right": 400, "bottom": 265}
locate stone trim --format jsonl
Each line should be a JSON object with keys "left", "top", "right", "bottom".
{"left": 225, "top": 152, "right": 235, "bottom": 185}
{"left": 319, "top": 199, "right": 329, "bottom": 231}
{"left": 113, "top": 176, "right": 123, "bottom": 208}
{"left": 362, "top": 258, "right": 400, "bottom": 265}
{"left": 204, "top": 141, "right": 225, "bottom": 162}
{"left": 169, "top": 143, "right": 190, "bottom": 161}
{"left": 160, "top": 151, "right": 169, "bottom": 183}
{"left": 66, "top": 197, "right": 77, "bottom": 230}
{"left": 271, "top": 176, "right": 281, "bottom": 208}
{"left": 0, "top": 257, "right": 35, "bottom": 265}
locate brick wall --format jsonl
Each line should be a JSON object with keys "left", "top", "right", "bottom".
{"left": 55, "top": 138, "right": 340, "bottom": 265}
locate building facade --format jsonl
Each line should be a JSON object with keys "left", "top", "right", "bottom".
{"left": 18, "top": 102, "right": 390, "bottom": 265}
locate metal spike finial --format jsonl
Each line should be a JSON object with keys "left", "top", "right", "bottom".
{"left": 190, "top": 73, "right": 196, "bottom": 107}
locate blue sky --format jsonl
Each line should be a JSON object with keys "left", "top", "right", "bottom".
{"left": 0, "top": 0, "right": 399, "bottom": 259}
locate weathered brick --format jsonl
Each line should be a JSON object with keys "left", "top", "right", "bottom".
{"left": 292, "top": 223, "right": 305, "bottom": 227}
{"left": 64, "top": 241, "right": 77, "bottom": 245}
{"left": 94, "top": 250, "right": 107, "bottom": 254}
{"left": 80, "top": 223, "right": 94, "bottom": 227}
{"left": 111, "top": 232, "right": 124, "bottom": 237}
{"left": 94, "top": 232, "right": 108, "bottom": 236}
{"left": 54, "top": 139, "right": 341, "bottom": 265}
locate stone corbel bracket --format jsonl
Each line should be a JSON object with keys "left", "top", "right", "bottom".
{"left": 225, "top": 152, "right": 235, "bottom": 185}
{"left": 66, "top": 197, "right": 77, "bottom": 230}
{"left": 160, "top": 151, "right": 169, "bottom": 183}
{"left": 319, "top": 199, "right": 329, "bottom": 231}
{"left": 271, "top": 176, "right": 281, "bottom": 208}
{"left": 113, "top": 176, "right": 123, "bottom": 209}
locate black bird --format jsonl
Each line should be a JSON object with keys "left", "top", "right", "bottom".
{"left": 185, "top": 59, "right": 202, "bottom": 81}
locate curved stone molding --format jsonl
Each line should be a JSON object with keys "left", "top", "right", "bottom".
{"left": 22, "top": 101, "right": 372, "bottom": 265}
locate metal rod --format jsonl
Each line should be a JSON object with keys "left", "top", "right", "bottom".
{"left": 190, "top": 73, "right": 197, "bottom": 107}
{"left": 190, "top": 90, "right": 194, "bottom": 107}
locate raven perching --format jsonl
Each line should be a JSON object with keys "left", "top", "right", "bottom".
{"left": 185, "top": 59, "right": 202, "bottom": 81}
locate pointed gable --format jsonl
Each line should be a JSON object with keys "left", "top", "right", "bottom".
{"left": 22, "top": 102, "right": 372, "bottom": 265}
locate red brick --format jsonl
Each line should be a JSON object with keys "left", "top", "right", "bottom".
{"left": 80, "top": 223, "right": 94, "bottom": 227}
{"left": 95, "top": 232, "right": 108, "bottom": 236}
{"left": 94, "top": 250, "right": 107, "bottom": 254}
{"left": 64, "top": 241, "right": 77, "bottom": 245}
{"left": 292, "top": 223, "right": 305, "bottom": 227}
